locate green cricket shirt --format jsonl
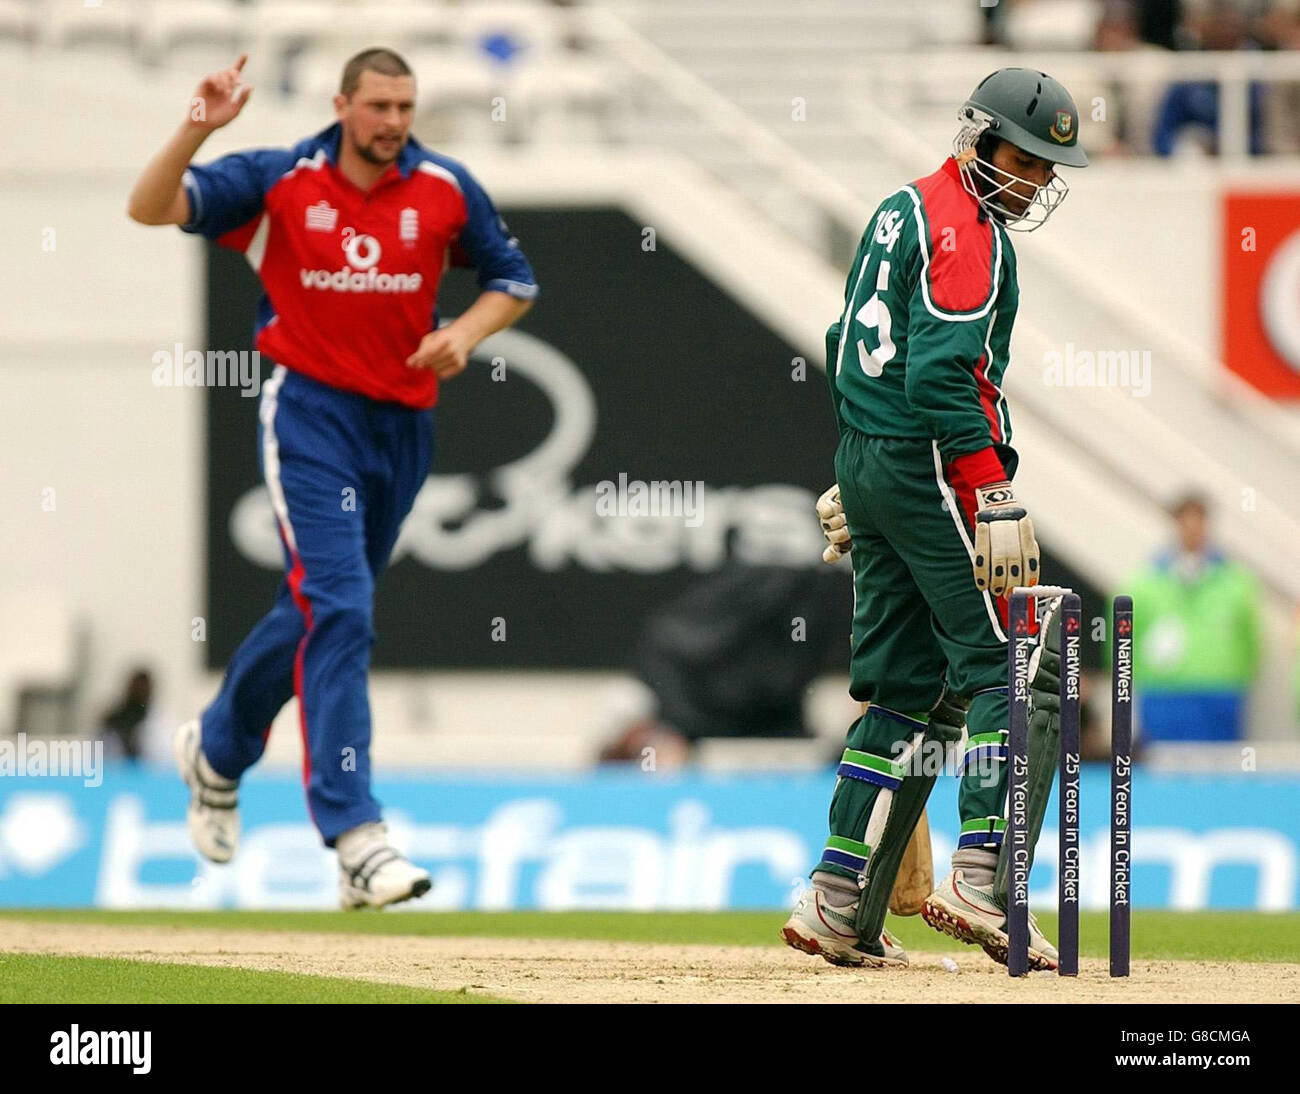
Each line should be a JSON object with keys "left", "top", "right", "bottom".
{"left": 828, "top": 157, "right": 1021, "bottom": 490}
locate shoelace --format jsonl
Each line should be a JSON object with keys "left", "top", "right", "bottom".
{"left": 344, "top": 845, "right": 401, "bottom": 888}
{"left": 190, "top": 741, "right": 237, "bottom": 810}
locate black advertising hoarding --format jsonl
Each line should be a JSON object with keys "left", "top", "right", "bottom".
{"left": 205, "top": 205, "right": 851, "bottom": 669}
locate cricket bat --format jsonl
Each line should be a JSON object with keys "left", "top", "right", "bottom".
{"left": 889, "top": 810, "right": 933, "bottom": 916}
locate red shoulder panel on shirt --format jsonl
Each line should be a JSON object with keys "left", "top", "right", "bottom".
{"left": 913, "top": 159, "right": 996, "bottom": 313}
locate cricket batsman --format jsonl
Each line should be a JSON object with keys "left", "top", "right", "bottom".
{"left": 781, "top": 69, "right": 1087, "bottom": 968}
{"left": 127, "top": 49, "right": 537, "bottom": 907}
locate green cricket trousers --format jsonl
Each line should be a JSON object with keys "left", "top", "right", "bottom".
{"left": 816, "top": 429, "right": 1015, "bottom": 882}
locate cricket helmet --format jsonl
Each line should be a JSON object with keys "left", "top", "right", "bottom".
{"left": 954, "top": 68, "right": 1088, "bottom": 232}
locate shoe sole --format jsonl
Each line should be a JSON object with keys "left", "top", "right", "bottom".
{"left": 780, "top": 925, "right": 906, "bottom": 969}
{"left": 341, "top": 875, "right": 433, "bottom": 911}
{"left": 921, "top": 896, "right": 1056, "bottom": 972}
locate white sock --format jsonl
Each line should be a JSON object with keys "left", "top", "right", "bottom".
{"left": 951, "top": 847, "right": 998, "bottom": 887}
{"left": 811, "top": 869, "right": 860, "bottom": 908}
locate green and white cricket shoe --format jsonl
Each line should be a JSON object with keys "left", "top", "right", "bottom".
{"left": 781, "top": 888, "right": 908, "bottom": 968}
{"left": 922, "top": 869, "right": 1058, "bottom": 971}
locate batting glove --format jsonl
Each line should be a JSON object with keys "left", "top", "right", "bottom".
{"left": 817, "top": 484, "right": 851, "bottom": 564}
{"left": 972, "top": 481, "right": 1039, "bottom": 596}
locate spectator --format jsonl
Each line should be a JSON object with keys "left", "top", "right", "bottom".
{"left": 1122, "top": 493, "right": 1262, "bottom": 742}
{"left": 598, "top": 564, "right": 850, "bottom": 766}
{"left": 1243, "top": 0, "right": 1300, "bottom": 45}
{"left": 1152, "top": 0, "right": 1267, "bottom": 155}
{"left": 1092, "top": 0, "right": 1168, "bottom": 155}
{"left": 1256, "top": 4, "right": 1300, "bottom": 153}
{"left": 1137, "top": 0, "right": 1187, "bottom": 49}
{"left": 99, "top": 668, "right": 155, "bottom": 763}
{"left": 1097, "top": 0, "right": 1146, "bottom": 50}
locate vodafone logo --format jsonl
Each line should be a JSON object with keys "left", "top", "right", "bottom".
{"left": 341, "top": 227, "right": 381, "bottom": 270}
{"left": 1260, "top": 227, "right": 1300, "bottom": 374}
{"left": 299, "top": 227, "right": 422, "bottom": 293}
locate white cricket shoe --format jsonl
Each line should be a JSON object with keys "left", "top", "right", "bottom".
{"left": 781, "top": 887, "right": 908, "bottom": 968}
{"left": 337, "top": 822, "right": 432, "bottom": 910}
{"left": 173, "top": 719, "right": 239, "bottom": 864}
{"left": 922, "top": 868, "right": 1058, "bottom": 971}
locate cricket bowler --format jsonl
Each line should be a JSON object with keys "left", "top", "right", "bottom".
{"left": 127, "top": 49, "right": 537, "bottom": 908}
{"left": 782, "top": 68, "right": 1087, "bottom": 968}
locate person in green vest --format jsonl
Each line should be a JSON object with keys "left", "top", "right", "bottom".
{"left": 1123, "top": 492, "right": 1262, "bottom": 742}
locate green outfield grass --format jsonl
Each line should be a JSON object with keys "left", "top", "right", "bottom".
{"left": 0, "top": 953, "right": 506, "bottom": 1004}
{"left": 4, "top": 908, "right": 1299, "bottom": 963}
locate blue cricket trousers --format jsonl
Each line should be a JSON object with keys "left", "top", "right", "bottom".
{"left": 201, "top": 365, "right": 434, "bottom": 845}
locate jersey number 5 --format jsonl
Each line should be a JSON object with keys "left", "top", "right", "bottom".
{"left": 855, "top": 260, "right": 895, "bottom": 377}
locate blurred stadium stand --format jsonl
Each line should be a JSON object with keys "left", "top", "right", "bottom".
{"left": 1, "top": 0, "right": 1298, "bottom": 769}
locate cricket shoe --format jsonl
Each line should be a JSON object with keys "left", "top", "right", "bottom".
{"left": 337, "top": 822, "right": 433, "bottom": 910}
{"left": 173, "top": 719, "right": 239, "bottom": 864}
{"left": 781, "top": 888, "right": 908, "bottom": 968}
{"left": 921, "top": 869, "right": 1058, "bottom": 971}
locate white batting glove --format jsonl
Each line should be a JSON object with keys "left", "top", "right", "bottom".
{"left": 817, "top": 484, "right": 851, "bottom": 564}
{"left": 972, "top": 481, "right": 1040, "bottom": 596}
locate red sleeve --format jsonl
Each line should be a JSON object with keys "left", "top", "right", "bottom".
{"left": 947, "top": 445, "right": 1007, "bottom": 490}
